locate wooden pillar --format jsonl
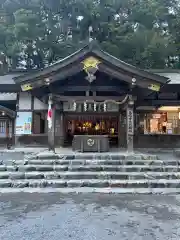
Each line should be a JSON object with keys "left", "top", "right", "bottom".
{"left": 14, "top": 92, "right": 20, "bottom": 147}
{"left": 59, "top": 112, "right": 65, "bottom": 147}
{"left": 118, "top": 113, "right": 121, "bottom": 148}
{"left": 72, "top": 120, "right": 75, "bottom": 134}
{"left": 178, "top": 109, "right": 180, "bottom": 133}
{"left": 54, "top": 102, "right": 65, "bottom": 148}
{"left": 126, "top": 95, "right": 134, "bottom": 153}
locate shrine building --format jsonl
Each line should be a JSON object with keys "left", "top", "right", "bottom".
{"left": 1, "top": 41, "right": 180, "bottom": 151}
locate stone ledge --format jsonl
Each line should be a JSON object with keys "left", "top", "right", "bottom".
{"left": 0, "top": 179, "right": 180, "bottom": 189}
{"left": 10, "top": 159, "right": 179, "bottom": 167}
{"left": 174, "top": 150, "right": 180, "bottom": 158}
{"left": 0, "top": 171, "right": 180, "bottom": 180}
{"left": 10, "top": 164, "right": 180, "bottom": 172}
{"left": 36, "top": 151, "right": 63, "bottom": 160}
{"left": 27, "top": 152, "right": 159, "bottom": 161}
{"left": 0, "top": 187, "right": 179, "bottom": 194}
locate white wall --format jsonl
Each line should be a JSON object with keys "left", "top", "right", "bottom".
{"left": 19, "top": 92, "right": 48, "bottom": 110}
{"left": 19, "top": 92, "right": 32, "bottom": 110}
{"left": 34, "top": 97, "right": 48, "bottom": 110}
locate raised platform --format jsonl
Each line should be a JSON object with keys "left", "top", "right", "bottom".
{"left": 72, "top": 135, "right": 109, "bottom": 152}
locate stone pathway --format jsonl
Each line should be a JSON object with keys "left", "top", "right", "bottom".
{"left": 0, "top": 193, "right": 180, "bottom": 240}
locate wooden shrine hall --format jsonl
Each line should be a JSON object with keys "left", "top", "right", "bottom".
{"left": 1, "top": 40, "right": 180, "bottom": 151}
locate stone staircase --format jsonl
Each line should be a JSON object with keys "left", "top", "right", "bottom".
{"left": 0, "top": 152, "right": 180, "bottom": 193}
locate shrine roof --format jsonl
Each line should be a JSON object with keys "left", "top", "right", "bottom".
{"left": 13, "top": 40, "right": 169, "bottom": 85}
{"left": 148, "top": 70, "right": 180, "bottom": 84}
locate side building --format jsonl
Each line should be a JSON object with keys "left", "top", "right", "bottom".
{"left": 0, "top": 41, "right": 180, "bottom": 149}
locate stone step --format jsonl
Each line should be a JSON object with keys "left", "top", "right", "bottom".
{"left": 3, "top": 164, "right": 180, "bottom": 172}
{"left": 69, "top": 155, "right": 159, "bottom": 161}
{"left": 0, "top": 187, "right": 179, "bottom": 194}
{"left": 34, "top": 152, "right": 62, "bottom": 160}
{"left": 7, "top": 159, "right": 180, "bottom": 166}
{"left": 35, "top": 153, "right": 159, "bottom": 161}
{"left": 1, "top": 171, "right": 180, "bottom": 180}
{"left": 0, "top": 179, "right": 179, "bottom": 188}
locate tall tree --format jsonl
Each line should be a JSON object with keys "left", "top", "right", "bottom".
{"left": 0, "top": 0, "right": 179, "bottom": 71}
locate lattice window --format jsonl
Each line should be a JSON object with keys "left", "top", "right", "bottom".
{"left": 0, "top": 120, "right": 6, "bottom": 137}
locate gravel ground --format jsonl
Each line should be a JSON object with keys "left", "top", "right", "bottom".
{"left": 0, "top": 193, "right": 180, "bottom": 240}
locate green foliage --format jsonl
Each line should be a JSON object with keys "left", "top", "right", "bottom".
{"left": 0, "top": 0, "right": 179, "bottom": 71}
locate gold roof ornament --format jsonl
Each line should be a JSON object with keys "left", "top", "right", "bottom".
{"left": 82, "top": 57, "right": 101, "bottom": 83}
{"left": 21, "top": 84, "right": 33, "bottom": 91}
{"left": 82, "top": 57, "right": 101, "bottom": 74}
{"left": 148, "top": 84, "right": 160, "bottom": 92}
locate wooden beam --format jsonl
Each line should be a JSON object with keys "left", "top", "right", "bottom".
{"left": 52, "top": 95, "right": 127, "bottom": 102}
{"left": 100, "top": 64, "right": 161, "bottom": 89}
{"left": 161, "top": 84, "right": 180, "bottom": 93}
{"left": 136, "top": 100, "right": 180, "bottom": 106}
{"left": 151, "top": 100, "right": 180, "bottom": 105}
{"left": 0, "top": 84, "right": 20, "bottom": 92}
{"left": 50, "top": 85, "right": 129, "bottom": 93}
{"left": 158, "top": 92, "right": 178, "bottom": 100}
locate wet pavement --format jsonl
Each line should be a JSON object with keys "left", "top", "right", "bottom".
{"left": 0, "top": 193, "right": 180, "bottom": 239}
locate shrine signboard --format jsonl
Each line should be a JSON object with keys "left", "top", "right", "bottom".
{"left": 127, "top": 108, "right": 134, "bottom": 135}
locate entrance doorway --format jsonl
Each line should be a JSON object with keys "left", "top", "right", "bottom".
{"left": 64, "top": 114, "right": 119, "bottom": 147}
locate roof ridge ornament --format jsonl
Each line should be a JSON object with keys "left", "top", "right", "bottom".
{"left": 85, "top": 72, "right": 96, "bottom": 83}
{"left": 88, "top": 26, "right": 100, "bottom": 50}
{"left": 88, "top": 26, "right": 93, "bottom": 43}
{"left": 82, "top": 56, "right": 101, "bottom": 83}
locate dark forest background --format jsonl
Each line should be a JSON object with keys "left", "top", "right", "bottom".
{"left": 0, "top": 0, "right": 180, "bottom": 72}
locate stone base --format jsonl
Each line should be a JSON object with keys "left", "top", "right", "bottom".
{"left": 72, "top": 135, "right": 109, "bottom": 152}
{"left": 174, "top": 150, "right": 180, "bottom": 158}
{"left": 0, "top": 187, "right": 180, "bottom": 194}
